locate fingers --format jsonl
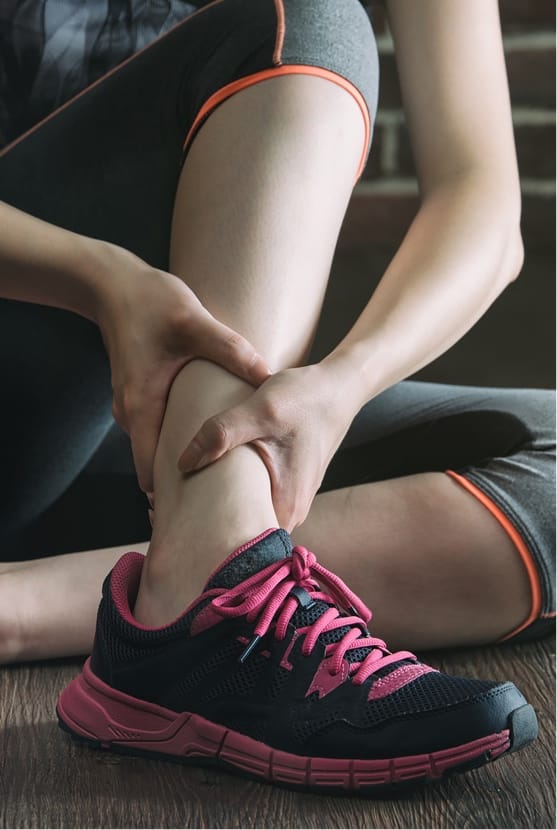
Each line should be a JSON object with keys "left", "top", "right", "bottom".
{"left": 195, "top": 316, "right": 272, "bottom": 387}
{"left": 176, "top": 390, "right": 316, "bottom": 532}
{"left": 115, "top": 390, "right": 166, "bottom": 494}
{"left": 177, "top": 403, "right": 261, "bottom": 473}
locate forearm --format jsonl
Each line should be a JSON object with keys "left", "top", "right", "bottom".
{"left": 325, "top": 176, "right": 523, "bottom": 407}
{"left": 0, "top": 201, "right": 114, "bottom": 322}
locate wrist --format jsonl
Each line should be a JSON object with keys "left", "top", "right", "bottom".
{"left": 64, "top": 235, "right": 117, "bottom": 324}
{"left": 0, "top": 202, "right": 121, "bottom": 324}
{"left": 83, "top": 240, "right": 152, "bottom": 330}
{"left": 38, "top": 232, "right": 123, "bottom": 325}
{"left": 319, "top": 347, "right": 371, "bottom": 416}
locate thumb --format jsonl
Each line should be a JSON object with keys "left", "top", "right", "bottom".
{"left": 177, "top": 404, "right": 261, "bottom": 473}
{"left": 198, "top": 317, "right": 272, "bottom": 386}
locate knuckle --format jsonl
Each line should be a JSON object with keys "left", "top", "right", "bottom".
{"left": 225, "top": 329, "right": 241, "bottom": 346}
{"left": 117, "top": 385, "right": 131, "bottom": 408}
{"left": 260, "top": 394, "right": 282, "bottom": 423}
{"left": 122, "top": 389, "right": 142, "bottom": 416}
{"left": 178, "top": 308, "right": 200, "bottom": 339}
{"left": 224, "top": 331, "right": 244, "bottom": 353}
{"left": 206, "top": 416, "right": 229, "bottom": 449}
{"left": 125, "top": 382, "right": 162, "bottom": 418}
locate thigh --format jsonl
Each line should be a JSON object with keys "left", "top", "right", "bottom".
{"left": 325, "top": 380, "right": 556, "bottom": 639}
{"left": 326, "top": 380, "right": 554, "bottom": 483}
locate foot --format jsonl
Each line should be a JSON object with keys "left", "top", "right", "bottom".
{"left": 56, "top": 529, "right": 538, "bottom": 795}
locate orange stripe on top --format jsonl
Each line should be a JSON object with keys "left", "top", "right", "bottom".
{"left": 446, "top": 470, "right": 543, "bottom": 641}
{"left": 273, "top": 0, "right": 286, "bottom": 65}
{"left": 182, "top": 65, "right": 371, "bottom": 184}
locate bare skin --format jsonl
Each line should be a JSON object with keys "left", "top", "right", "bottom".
{"left": 134, "top": 0, "right": 527, "bottom": 629}
{"left": 0, "top": 2, "right": 533, "bottom": 662}
{"left": 0, "top": 471, "right": 530, "bottom": 663}
{"left": 133, "top": 73, "right": 367, "bottom": 625}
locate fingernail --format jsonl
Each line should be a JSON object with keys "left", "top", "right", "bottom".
{"left": 179, "top": 453, "right": 206, "bottom": 473}
{"left": 251, "top": 356, "right": 273, "bottom": 379}
{"left": 192, "top": 454, "right": 208, "bottom": 471}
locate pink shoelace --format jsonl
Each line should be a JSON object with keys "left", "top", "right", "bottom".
{"left": 210, "top": 545, "right": 415, "bottom": 685}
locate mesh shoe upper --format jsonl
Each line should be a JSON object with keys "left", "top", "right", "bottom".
{"left": 89, "top": 528, "right": 525, "bottom": 759}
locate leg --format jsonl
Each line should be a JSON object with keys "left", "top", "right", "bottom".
{"left": 294, "top": 473, "right": 531, "bottom": 650}
{"left": 0, "top": 301, "right": 113, "bottom": 557}
{"left": 3, "top": 381, "right": 553, "bottom": 660}
{"left": 134, "top": 73, "right": 367, "bottom": 624}
{"left": 0, "top": 469, "right": 522, "bottom": 660}
{"left": 0, "top": 542, "right": 148, "bottom": 663}
{"left": 0, "top": 0, "right": 378, "bottom": 644}
{"left": 0, "top": 70, "right": 368, "bottom": 640}
{"left": 295, "top": 381, "right": 556, "bottom": 650}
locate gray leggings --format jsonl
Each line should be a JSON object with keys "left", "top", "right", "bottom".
{"left": 0, "top": 0, "right": 554, "bottom": 643}
{"left": 95, "top": 380, "right": 556, "bottom": 644}
{"left": 324, "top": 381, "right": 556, "bottom": 644}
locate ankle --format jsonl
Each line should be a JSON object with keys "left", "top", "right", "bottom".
{"left": 133, "top": 523, "right": 277, "bottom": 627}
{"left": 132, "top": 546, "right": 203, "bottom": 627}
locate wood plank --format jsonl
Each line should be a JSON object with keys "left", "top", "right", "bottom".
{"left": 1, "top": 637, "right": 554, "bottom": 828}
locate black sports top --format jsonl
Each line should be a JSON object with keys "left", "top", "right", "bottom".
{"left": 0, "top": 0, "right": 202, "bottom": 149}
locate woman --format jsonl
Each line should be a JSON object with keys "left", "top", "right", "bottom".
{"left": 0, "top": 0, "right": 554, "bottom": 794}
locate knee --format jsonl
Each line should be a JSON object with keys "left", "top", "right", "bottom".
{"left": 513, "top": 390, "right": 556, "bottom": 467}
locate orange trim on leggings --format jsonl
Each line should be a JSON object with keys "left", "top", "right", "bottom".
{"left": 445, "top": 470, "right": 542, "bottom": 640}
{"left": 182, "top": 66, "right": 371, "bottom": 183}
{"left": 273, "top": 0, "right": 286, "bottom": 64}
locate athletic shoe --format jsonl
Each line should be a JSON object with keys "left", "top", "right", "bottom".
{"left": 57, "top": 528, "right": 538, "bottom": 795}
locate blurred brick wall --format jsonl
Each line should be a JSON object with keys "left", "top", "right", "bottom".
{"left": 339, "top": 0, "right": 556, "bottom": 252}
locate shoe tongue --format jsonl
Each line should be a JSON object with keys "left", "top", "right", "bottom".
{"left": 204, "top": 528, "right": 292, "bottom": 590}
{"left": 204, "top": 531, "right": 410, "bottom": 673}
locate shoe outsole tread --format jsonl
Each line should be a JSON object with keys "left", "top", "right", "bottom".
{"left": 56, "top": 702, "right": 537, "bottom": 797}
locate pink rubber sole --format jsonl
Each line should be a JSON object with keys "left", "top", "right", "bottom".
{"left": 57, "top": 658, "right": 511, "bottom": 791}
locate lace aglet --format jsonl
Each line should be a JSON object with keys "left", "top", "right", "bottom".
{"left": 239, "top": 634, "right": 261, "bottom": 663}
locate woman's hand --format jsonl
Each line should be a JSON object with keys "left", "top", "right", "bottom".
{"left": 96, "top": 244, "right": 271, "bottom": 493}
{"left": 176, "top": 361, "right": 363, "bottom": 531}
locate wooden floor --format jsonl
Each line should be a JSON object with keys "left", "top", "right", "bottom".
{"left": 1, "top": 636, "right": 554, "bottom": 829}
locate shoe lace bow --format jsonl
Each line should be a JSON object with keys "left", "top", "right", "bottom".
{"left": 211, "top": 545, "right": 415, "bottom": 684}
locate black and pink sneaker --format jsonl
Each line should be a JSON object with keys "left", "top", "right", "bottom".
{"left": 57, "top": 529, "right": 537, "bottom": 795}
